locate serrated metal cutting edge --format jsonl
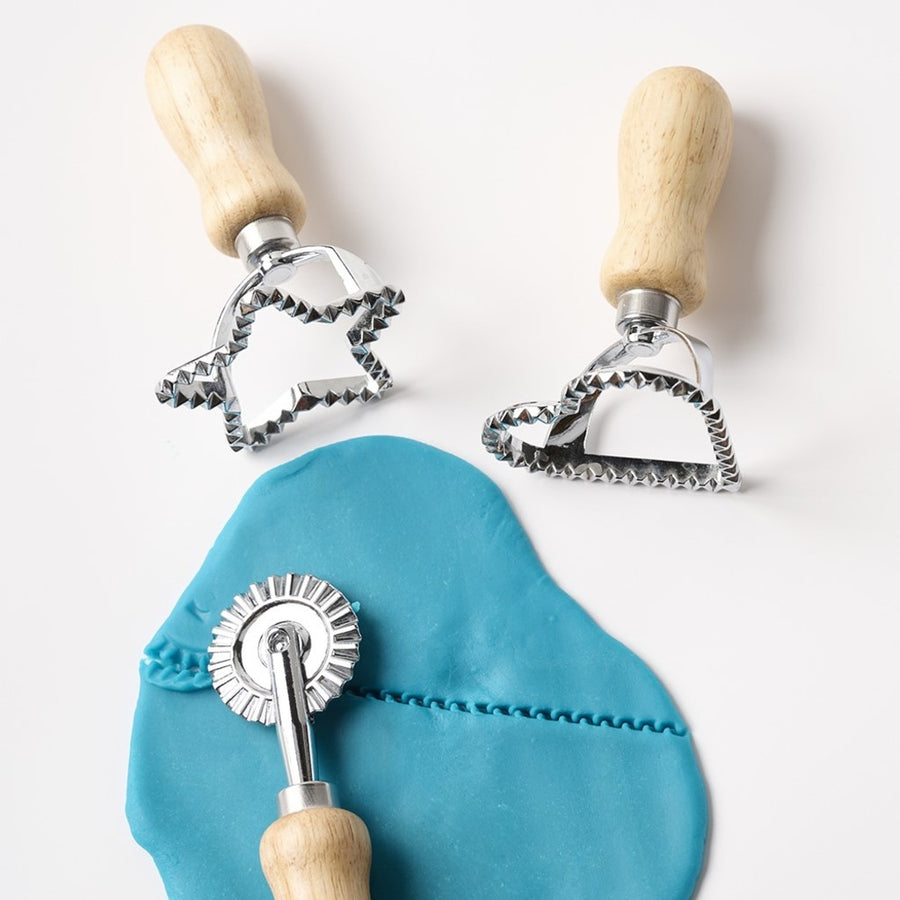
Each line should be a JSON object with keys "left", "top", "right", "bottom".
{"left": 156, "top": 284, "right": 404, "bottom": 451}
{"left": 482, "top": 368, "right": 741, "bottom": 492}
{"left": 208, "top": 573, "right": 361, "bottom": 724}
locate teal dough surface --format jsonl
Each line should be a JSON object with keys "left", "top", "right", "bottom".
{"left": 127, "top": 436, "right": 707, "bottom": 898}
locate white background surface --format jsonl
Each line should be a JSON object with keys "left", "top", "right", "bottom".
{"left": 2, "top": 1, "right": 898, "bottom": 897}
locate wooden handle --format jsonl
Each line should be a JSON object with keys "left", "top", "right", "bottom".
{"left": 600, "top": 67, "right": 733, "bottom": 315}
{"left": 260, "top": 807, "right": 372, "bottom": 900}
{"left": 146, "top": 25, "right": 307, "bottom": 256}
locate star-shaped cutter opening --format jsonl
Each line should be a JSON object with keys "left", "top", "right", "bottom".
{"left": 482, "top": 368, "right": 741, "bottom": 492}
{"left": 156, "top": 245, "right": 404, "bottom": 451}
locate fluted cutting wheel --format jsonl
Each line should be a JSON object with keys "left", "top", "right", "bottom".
{"left": 207, "top": 573, "right": 360, "bottom": 724}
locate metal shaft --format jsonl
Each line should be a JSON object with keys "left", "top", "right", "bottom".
{"left": 266, "top": 623, "right": 316, "bottom": 786}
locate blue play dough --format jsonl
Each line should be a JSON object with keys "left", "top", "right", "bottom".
{"left": 127, "top": 437, "right": 707, "bottom": 898}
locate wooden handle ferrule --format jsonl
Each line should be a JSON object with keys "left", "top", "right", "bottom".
{"left": 146, "top": 25, "right": 307, "bottom": 257}
{"left": 600, "top": 66, "right": 733, "bottom": 316}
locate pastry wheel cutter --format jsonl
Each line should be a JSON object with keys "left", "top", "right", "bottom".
{"left": 146, "top": 26, "right": 404, "bottom": 451}
{"left": 483, "top": 67, "right": 741, "bottom": 492}
{"left": 209, "top": 573, "right": 371, "bottom": 899}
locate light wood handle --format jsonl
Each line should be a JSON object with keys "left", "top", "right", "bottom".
{"left": 600, "top": 67, "right": 733, "bottom": 316}
{"left": 146, "top": 25, "right": 307, "bottom": 257}
{"left": 260, "top": 807, "right": 372, "bottom": 900}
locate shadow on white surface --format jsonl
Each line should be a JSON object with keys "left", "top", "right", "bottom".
{"left": 260, "top": 69, "right": 370, "bottom": 252}
{"left": 704, "top": 115, "right": 779, "bottom": 356}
